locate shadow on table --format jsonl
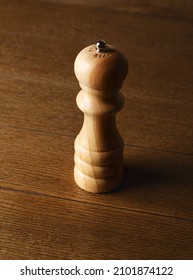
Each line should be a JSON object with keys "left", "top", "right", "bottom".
{"left": 117, "top": 161, "right": 174, "bottom": 192}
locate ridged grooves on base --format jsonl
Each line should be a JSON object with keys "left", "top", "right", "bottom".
{"left": 74, "top": 165, "right": 123, "bottom": 193}
{"left": 74, "top": 148, "right": 123, "bottom": 193}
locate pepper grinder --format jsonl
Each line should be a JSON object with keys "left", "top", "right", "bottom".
{"left": 74, "top": 40, "right": 128, "bottom": 193}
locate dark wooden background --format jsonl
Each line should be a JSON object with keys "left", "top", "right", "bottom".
{"left": 0, "top": 0, "right": 193, "bottom": 259}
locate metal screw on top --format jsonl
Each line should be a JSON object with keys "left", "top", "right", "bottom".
{"left": 95, "top": 40, "right": 107, "bottom": 53}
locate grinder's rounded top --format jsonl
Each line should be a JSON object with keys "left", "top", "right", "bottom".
{"left": 74, "top": 40, "right": 128, "bottom": 91}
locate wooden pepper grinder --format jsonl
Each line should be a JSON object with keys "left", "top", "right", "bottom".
{"left": 74, "top": 40, "right": 128, "bottom": 193}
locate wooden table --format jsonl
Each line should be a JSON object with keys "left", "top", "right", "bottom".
{"left": 0, "top": 0, "right": 193, "bottom": 259}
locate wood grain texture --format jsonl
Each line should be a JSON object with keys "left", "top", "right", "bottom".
{"left": 0, "top": 0, "right": 193, "bottom": 259}
{"left": 1, "top": 189, "right": 193, "bottom": 259}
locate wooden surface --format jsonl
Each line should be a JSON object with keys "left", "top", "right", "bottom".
{"left": 0, "top": 0, "right": 193, "bottom": 259}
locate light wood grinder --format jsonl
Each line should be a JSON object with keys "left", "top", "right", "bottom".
{"left": 74, "top": 40, "right": 128, "bottom": 193}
